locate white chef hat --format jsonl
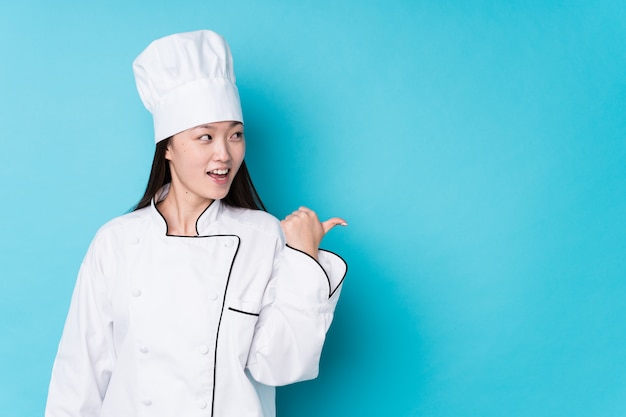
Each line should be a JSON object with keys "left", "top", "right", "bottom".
{"left": 133, "top": 30, "right": 243, "bottom": 143}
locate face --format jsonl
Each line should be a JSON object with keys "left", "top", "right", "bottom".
{"left": 165, "top": 120, "right": 245, "bottom": 205}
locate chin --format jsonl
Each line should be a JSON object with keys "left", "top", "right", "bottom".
{"left": 209, "top": 191, "right": 230, "bottom": 201}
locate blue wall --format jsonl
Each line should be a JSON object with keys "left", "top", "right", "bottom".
{"left": 1, "top": 1, "right": 625, "bottom": 416}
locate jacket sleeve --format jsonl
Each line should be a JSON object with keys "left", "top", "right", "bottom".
{"left": 245, "top": 241, "right": 347, "bottom": 386}
{"left": 45, "top": 232, "right": 116, "bottom": 417}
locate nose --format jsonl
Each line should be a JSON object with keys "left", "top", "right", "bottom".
{"left": 212, "top": 137, "right": 231, "bottom": 162}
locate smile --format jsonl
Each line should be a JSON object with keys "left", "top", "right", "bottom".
{"left": 207, "top": 169, "right": 231, "bottom": 184}
{"left": 208, "top": 169, "right": 229, "bottom": 175}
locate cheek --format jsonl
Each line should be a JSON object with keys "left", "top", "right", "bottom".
{"left": 233, "top": 143, "right": 246, "bottom": 165}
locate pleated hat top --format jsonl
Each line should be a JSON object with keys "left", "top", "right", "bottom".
{"left": 133, "top": 30, "right": 243, "bottom": 143}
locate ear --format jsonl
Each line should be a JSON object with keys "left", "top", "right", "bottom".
{"left": 164, "top": 138, "right": 173, "bottom": 161}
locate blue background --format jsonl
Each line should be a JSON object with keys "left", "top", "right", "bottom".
{"left": 1, "top": 1, "right": 625, "bottom": 416}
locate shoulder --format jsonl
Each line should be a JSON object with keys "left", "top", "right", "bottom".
{"left": 219, "top": 205, "right": 284, "bottom": 242}
{"left": 78, "top": 208, "right": 151, "bottom": 269}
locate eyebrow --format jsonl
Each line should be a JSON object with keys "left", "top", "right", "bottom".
{"left": 197, "top": 121, "right": 243, "bottom": 130}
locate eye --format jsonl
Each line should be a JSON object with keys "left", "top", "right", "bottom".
{"left": 199, "top": 134, "right": 212, "bottom": 141}
{"left": 230, "top": 131, "right": 244, "bottom": 141}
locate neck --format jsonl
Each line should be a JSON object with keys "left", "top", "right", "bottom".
{"left": 157, "top": 183, "right": 213, "bottom": 236}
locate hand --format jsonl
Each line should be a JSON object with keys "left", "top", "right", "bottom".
{"left": 280, "top": 206, "right": 347, "bottom": 260}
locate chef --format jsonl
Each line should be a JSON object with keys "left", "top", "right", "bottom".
{"left": 45, "top": 30, "right": 347, "bottom": 417}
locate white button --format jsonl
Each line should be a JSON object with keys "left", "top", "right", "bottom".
{"left": 131, "top": 237, "right": 140, "bottom": 245}
{"left": 199, "top": 344, "right": 210, "bottom": 355}
{"left": 198, "top": 399, "right": 208, "bottom": 409}
{"left": 209, "top": 292, "right": 218, "bottom": 301}
{"left": 142, "top": 399, "right": 152, "bottom": 406}
{"left": 139, "top": 346, "right": 149, "bottom": 354}
{"left": 131, "top": 289, "right": 142, "bottom": 297}
{"left": 224, "top": 238, "right": 234, "bottom": 248}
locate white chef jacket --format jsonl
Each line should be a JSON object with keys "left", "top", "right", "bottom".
{"left": 45, "top": 189, "right": 347, "bottom": 417}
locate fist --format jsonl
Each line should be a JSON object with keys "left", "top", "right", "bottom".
{"left": 280, "top": 207, "right": 347, "bottom": 260}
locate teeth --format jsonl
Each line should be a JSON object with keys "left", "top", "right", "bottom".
{"left": 209, "top": 169, "right": 229, "bottom": 175}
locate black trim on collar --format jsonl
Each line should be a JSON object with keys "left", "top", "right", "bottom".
{"left": 153, "top": 199, "right": 215, "bottom": 237}
{"left": 194, "top": 201, "right": 214, "bottom": 236}
{"left": 285, "top": 245, "right": 348, "bottom": 298}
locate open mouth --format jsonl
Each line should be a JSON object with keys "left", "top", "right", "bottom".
{"left": 208, "top": 168, "right": 230, "bottom": 180}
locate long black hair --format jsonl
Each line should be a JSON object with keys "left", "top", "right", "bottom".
{"left": 134, "top": 138, "right": 266, "bottom": 211}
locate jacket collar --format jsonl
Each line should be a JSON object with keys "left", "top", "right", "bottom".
{"left": 150, "top": 183, "right": 222, "bottom": 236}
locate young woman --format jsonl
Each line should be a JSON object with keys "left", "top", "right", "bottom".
{"left": 45, "top": 30, "right": 347, "bottom": 417}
